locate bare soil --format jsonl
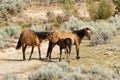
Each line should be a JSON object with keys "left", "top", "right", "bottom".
{"left": 0, "top": 3, "right": 120, "bottom": 80}
{"left": 0, "top": 40, "right": 60, "bottom": 80}
{"left": 0, "top": 34, "right": 120, "bottom": 80}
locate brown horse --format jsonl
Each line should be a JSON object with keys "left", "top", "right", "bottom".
{"left": 56, "top": 38, "right": 72, "bottom": 62}
{"left": 46, "top": 28, "right": 92, "bottom": 61}
{"left": 16, "top": 29, "right": 50, "bottom": 60}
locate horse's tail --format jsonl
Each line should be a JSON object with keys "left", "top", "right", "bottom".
{"left": 16, "top": 34, "right": 22, "bottom": 49}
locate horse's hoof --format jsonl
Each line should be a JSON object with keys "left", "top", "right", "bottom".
{"left": 23, "top": 58, "right": 26, "bottom": 61}
{"left": 67, "top": 60, "right": 70, "bottom": 63}
{"left": 28, "top": 58, "right": 31, "bottom": 60}
{"left": 76, "top": 56, "right": 80, "bottom": 60}
{"left": 39, "top": 58, "right": 42, "bottom": 60}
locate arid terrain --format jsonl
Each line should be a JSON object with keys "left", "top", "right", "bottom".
{"left": 0, "top": 2, "right": 120, "bottom": 80}
{"left": 0, "top": 34, "right": 120, "bottom": 80}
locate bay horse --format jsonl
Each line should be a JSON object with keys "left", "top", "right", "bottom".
{"left": 56, "top": 38, "right": 72, "bottom": 62}
{"left": 46, "top": 28, "right": 92, "bottom": 61}
{"left": 16, "top": 29, "right": 50, "bottom": 60}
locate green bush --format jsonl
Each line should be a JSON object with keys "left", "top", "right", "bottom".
{"left": 89, "top": 0, "right": 115, "bottom": 20}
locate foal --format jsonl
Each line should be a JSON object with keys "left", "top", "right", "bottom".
{"left": 56, "top": 38, "right": 72, "bottom": 62}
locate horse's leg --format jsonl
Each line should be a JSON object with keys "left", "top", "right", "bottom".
{"left": 75, "top": 44, "right": 80, "bottom": 60}
{"left": 49, "top": 43, "right": 56, "bottom": 61}
{"left": 38, "top": 45, "right": 41, "bottom": 60}
{"left": 68, "top": 45, "right": 72, "bottom": 62}
{"left": 46, "top": 41, "right": 52, "bottom": 58}
{"left": 22, "top": 45, "right": 27, "bottom": 60}
{"left": 59, "top": 47, "right": 62, "bottom": 62}
{"left": 46, "top": 41, "right": 55, "bottom": 61}
{"left": 29, "top": 46, "right": 34, "bottom": 60}
{"left": 65, "top": 48, "right": 70, "bottom": 62}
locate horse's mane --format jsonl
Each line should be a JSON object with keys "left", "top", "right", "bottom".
{"left": 35, "top": 31, "right": 50, "bottom": 39}
{"left": 27, "top": 29, "right": 50, "bottom": 39}
{"left": 72, "top": 28, "right": 85, "bottom": 39}
{"left": 72, "top": 28, "right": 91, "bottom": 39}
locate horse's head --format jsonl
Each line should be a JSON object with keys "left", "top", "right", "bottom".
{"left": 84, "top": 28, "right": 92, "bottom": 40}
{"left": 47, "top": 32, "right": 54, "bottom": 41}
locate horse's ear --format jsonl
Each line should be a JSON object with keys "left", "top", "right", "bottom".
{"left": 85, "top": 27, "right": 90, "bottom": 30}
{"left": 49, "top": 32, "right": 54, "bottom": 36}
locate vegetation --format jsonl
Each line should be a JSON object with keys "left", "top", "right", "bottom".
{"left": 60, "top": 15, "right": 118, "bottom": 45}
{"left": 3, "top": 73, "right": 19, "bottom": 80}
{"left": 0, "top": 26, "right": 21, "bottom": 48}
{"left": 89, "top": 0, "right": 115, "bottom": 20}
{"left": 28, "top": 62, "right": 120, "bottom": 80}
{"left": 30, "top": 24, "right": 52, "bottom": 32}
{"left": 0, "top": 0, "right": 25, "bottom": 17}
{"left": 113, "top": 0, "right": 120, "bottom": 12}
{"left": 109, "top": 15, "right": 120, "bottom": 30}
{"left": 0, "top": 0, "right": 25, "bottom": 26}
{"left": 0, "top": 0, "right": 120, "bottom": 80}
{"left": 60, "top": 0, "right": 78, "bottom": 19}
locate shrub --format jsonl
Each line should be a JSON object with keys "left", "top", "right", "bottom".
{"left": 89, "top": 65, "right": 115, "bottom": 80}
{"left": 113, "top": 0, "right": 120, "bottom": 12}
{"left": 28, "top": 62, "right": 120, "bottom": 80}
{"left": 3, "top": 73, "right": 19, "bottom": 80}
{"left": 53, "top": 19, "right": 61, "bottom": 28}
{"left": 28, "top": 62, "right": 66, "bottom": 80}
{"left": 90, "top": 24, "right": 116, "bottom": 45}
{"left": 91, "top": 30, "right": 111, "bottom": 45}
{"left": 30, "top": 24, "right": 52, "bottom": 32}
{"left": 0, "top": 0, "right": 25, "bottom": 15}
{"left": 60, "top": 0, "right": 78, "bottom": 18}
{"left": 114, "top": 64, "right": 120, "bottom": 75}
{"left": 46, "top": 11, "right": 56, "bottom": 23}
{"left": 0, "top": 26, "right": 21, "bottom": 48}
{"left": 89, "top": 0, "right": 115, "bottom": 20}
{"left": 0, "top": 0, "right": 25, "bottom": 24}
{"left": 109, "top": 15, "right": 120, "bottom": 30}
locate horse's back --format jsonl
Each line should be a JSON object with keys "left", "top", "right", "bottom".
{"left": 50, "top": 32, "right": 78, "bottom": 44}
{"left": 20, "top": 29, "right": 39, "bottom": 46}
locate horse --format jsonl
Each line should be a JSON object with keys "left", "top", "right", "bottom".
{"left": 46, "top": 27, "right": 92, "bottom": 61}
{"left": 56, "top": 38, "right": 72, "bottom": 62}
{"left": 16, "top": 29, "right": 50, "bottom": 60}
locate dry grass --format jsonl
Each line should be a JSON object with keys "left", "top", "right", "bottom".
{"left": 56, "top": 35, "right": 120, "bottom": 69}
{"left": 0, "top": 34, "right": 120, "bottom": 80}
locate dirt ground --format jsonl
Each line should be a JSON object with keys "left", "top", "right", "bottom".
{"left": 0, "top": 3, "right": 120, "bottom": 80}
{"left": 0, "top": 40, "right": 60, "bottom": 80}
{"left": 0, "top": 34, "right": 120, "bottom": 80}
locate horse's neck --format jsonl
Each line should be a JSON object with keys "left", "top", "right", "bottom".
{"left": 35, "top": 32, "right": 48, "bottom": 39}
{"left": 74, "top": 30, "right": 85, "bottom": 40}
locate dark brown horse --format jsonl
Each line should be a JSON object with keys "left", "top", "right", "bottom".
{"left": 46, "top": 28, "right": 92, "bottom": 61}
{"left": 56, "top": 38, "right": 72, "bottom": 62}
{"left": 16, "top": 29, "right": 50, "bottom": 60}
